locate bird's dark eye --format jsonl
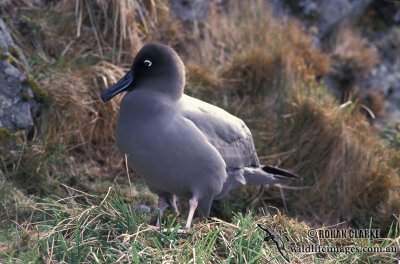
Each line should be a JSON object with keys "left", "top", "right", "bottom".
{"left": 144, "top": 60, "right": 152, "bottom": 67}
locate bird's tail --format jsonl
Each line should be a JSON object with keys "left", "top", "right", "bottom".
{"left": 262, "top": 165, "right": 301, "bottom": 180}
{"left": 243, "top": 166, "right": 300, "bottom": 186}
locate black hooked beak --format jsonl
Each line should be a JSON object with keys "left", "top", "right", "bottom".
{"left": 101, "top": 70, "right": 134, "bottom": 102}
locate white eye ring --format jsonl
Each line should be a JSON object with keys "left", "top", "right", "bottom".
{"left": 144, "top": 60, "right": 152, "bottom": 67}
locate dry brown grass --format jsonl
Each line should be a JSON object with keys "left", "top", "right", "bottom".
{"left": 39, "top": 62, "right": 123, "bottom": 147}
{"left": 30, "top": 62, "right": 133, "bottom": 193}
{"left": 71, "top": 0, "right": 183, "bottom": 63}
{"left": 13, "top": 0, "right": 180, "bottom": 67}
{"left": 223, "top": 47, "right": 286, "bottom": 97}
{"left": 63, "top": 0, "right": 148, "bottom": 62}
{"left": 186, "top": 63, "right": 221, "bottom": 99}
{"left": 256, "top": 86, "right": 400, "bottom": 231}
{"left": 183, "top": 1, "right": 329, "bottom": 98}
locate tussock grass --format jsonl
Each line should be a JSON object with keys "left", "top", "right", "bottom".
{"left": 267, "top": 86, "right": 400, "bottom": 230}
{"left": 39, "top": 63, "right": 123, "bottom": 147}
{"left": 211, "top": 84, "right": 400, "bottom": 233}
{"left": 14, "top": 0, "right": 179, "bottom": 67}
{"left": 183, "top": 1, "right": 329, "bottom": 97}
{"left": 67, "top": 0, "right": 181, "bottom": 63}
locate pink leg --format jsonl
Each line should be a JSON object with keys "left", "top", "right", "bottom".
{"left": 156, "top": 196, "right": 168, "bottom": 227}
{"left": 185, "top": 198, "right": 198, "bottom": 230}
{"left": 169, "top": 195, "right": 179, "bottom": 215}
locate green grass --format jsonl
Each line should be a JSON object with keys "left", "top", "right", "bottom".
{"left": 1, "top": 187, "right": 398, "bottom": 263}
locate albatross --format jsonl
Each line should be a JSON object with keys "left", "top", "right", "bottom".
{"left": 101, "top": 43, "right": 299, "bottom": 229}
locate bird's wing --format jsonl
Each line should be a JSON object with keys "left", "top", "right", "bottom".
{"left": 180, "top": 94, "right": 260, "bottom": 169}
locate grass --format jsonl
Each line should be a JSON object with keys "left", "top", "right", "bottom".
{"left": 265, "top": 85, "right": 400, "bottom": 230}
{"left": 0, "top": 0, "right": 399, "bottom": 262}
{"left": 1, "top": 186, "right": 399, "bottom": 263}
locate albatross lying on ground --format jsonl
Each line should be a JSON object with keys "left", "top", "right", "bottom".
{"left": 101, "top": 43, "right": 299, "bottom": 230}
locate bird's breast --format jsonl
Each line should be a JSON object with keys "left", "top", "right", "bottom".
{"left": 115, "top": 113, "right": 227, "bottom": 196}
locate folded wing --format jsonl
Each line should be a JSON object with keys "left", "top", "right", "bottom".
{"left": 181, "top": 94, "right": 260, "bottom": 169}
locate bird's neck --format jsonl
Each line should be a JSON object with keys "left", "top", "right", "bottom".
{"left": 136, "top": 76, "right": 184, "bottom": 101}
{"left": 120, "top": 89, "right": 177, "bottom": 118}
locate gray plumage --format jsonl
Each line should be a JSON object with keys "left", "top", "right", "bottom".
{"left": 101, "top": 43, "right": 299, "bottom": 229}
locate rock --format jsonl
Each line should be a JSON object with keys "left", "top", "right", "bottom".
{"left": 0, "top": 61, "right": 31, "bottom": 130}
{"left": 282, "top": 0, "right": 400, "bottom": 126}
{"left": 0, "top": 18, "right": 39, "bottom": 133}
{"left": 285, "top": 0, "right": 372, "bottom": 38}
{"left": 360, "top": 27, "right": 400, "bottom": 124}
{"left": 0, "top": 19, "right": 29, "bottom": 67}
{"left": 168, "top": 0, "right": 210, "bottom": 22}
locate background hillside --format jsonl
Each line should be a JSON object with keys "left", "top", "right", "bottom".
{"left": 0, "top": 0, "right": 399, "bottom": 262}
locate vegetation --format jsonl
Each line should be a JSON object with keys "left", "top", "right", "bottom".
{"left": 0, "top": 0, "right": 399, "bottom": 262}
{"left": 2, "top": 186, "right": 399, "bottom": 263}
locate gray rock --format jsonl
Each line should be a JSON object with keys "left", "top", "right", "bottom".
{"left": 0, "top": 18, "right": 37, "bottom": 132}
{"left": 0, "top": 60, "right": 34, "bottom": 131}
{"left": 285, "top": 0, "right": 372, "bottom": 38}
{"left": 360, "top": 27, "right": 400, "bottom": 123}
{"left": 9, "top": 102, "right": 33, "bottom": 129}
{"left": 0, "top": 19, "right": 29, "bottom": 67}
{"left": 282, "top": 0, "right": 400, "bottom": 125}
{"left": 168, "top": 0, "right": 210, "bottom": 21}
{"left": 299, "top": 0, "right": 318, "bottom": 16}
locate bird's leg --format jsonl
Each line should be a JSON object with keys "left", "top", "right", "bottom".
{"left": 169, "top": 195, "right": 179, "bottom": 215}
{"left": 185, "top": 197, "right": 198, "bottom": 230}
{"left": 156, "top": 196, "right": 168, "bottom": 227}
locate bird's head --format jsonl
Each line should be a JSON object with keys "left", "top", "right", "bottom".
{"left": 101, "top": 43, "right": 185, "bottom": 102}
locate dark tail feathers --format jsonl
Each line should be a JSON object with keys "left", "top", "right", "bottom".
{"left": 262, "top": 165, "right": 301, "bottom": 180}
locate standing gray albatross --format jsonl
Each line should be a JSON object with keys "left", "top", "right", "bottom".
{"left": 101, "top": 43, "right": 300, "bottom": 230}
